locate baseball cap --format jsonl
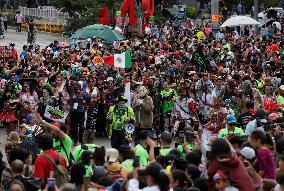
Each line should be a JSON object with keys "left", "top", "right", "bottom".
{"left": 240, "top": 147, "right": 256, "bottom": 160}
{"left": 105, "top": 148, "right": 119, "bottom": 163}
{"left": 161, "top": 131, "right": 172, "bottom": 143}
{"left": 227, "top": 115, "right": 236, "bottom": 124}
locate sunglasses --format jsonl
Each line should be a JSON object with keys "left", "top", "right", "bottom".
{"left": 228, "top": 123, "right": 236, "bottom": 126}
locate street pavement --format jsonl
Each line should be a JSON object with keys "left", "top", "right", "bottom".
{"left": 0, "top": 27, "right": 65, "bottom": 51}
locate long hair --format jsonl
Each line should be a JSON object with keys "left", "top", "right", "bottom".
{"left": 144, "top": 163, "right": 170, "bottom": 191}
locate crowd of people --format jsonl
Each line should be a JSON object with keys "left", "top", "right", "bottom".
{"left": 0, "top": 6, "right": 284, "bottom": 191}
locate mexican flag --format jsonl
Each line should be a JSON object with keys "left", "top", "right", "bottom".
{"left": 103, "top": 50, "right": 132, "bottom": 68}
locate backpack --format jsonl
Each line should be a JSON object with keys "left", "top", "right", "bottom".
{"left": 41, "top": 154, "right": 70, "bottom": 188}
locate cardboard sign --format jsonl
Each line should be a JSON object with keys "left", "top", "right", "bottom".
{"left": 0, "top": 46, "right": 12, "bottom": 58}
{"left": 44, "top": 105, "right": 68, "bottom": 123}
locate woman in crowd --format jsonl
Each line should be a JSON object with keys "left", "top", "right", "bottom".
{"left": 250, "top": 130, "right": 276, "bottom": 180}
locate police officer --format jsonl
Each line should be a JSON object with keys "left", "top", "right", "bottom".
{"left": 107, "top": 96, "right": 136, "bottom": 149}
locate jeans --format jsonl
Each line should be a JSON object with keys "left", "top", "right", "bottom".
{"left": 70, "top": 111, "right": 85, "bottom": 144}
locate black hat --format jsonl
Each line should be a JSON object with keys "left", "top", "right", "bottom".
{"left": 115, "top": 96, "right": 128, "bottom": 103}
{"left": 118, "top": 144, "right": 131, "bottom": 153}
{"left": 255, "top": 109, "right": 266, "bottom": 118}
{"left": 140, "top": 130, "right": 149, "bottom": 140}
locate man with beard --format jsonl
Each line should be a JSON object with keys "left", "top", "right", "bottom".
{"left": 35, "top": 114, "right": 73, "bottom": 167}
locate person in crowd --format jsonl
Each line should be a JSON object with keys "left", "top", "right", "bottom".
{"left": 134, "top": 130, "right": 155, "bottom": 167}
{"left": 6, "top": 159, "right": 40, "bottom": 191}
{"left": 33, "top": 133, "right": 67, "bottom": 184}
{"left": 250, "top": 130, "right": 276, "bottom": 180}
{"left": 128, "top": 162, "right": 172, "bottom": 191}
{"left": 208, "top": 138, "right": 255, "bottom": 191}
{"left": 68, "top": 81, "right": 88, "bottom": 145}
{"left": 104, "top": 148, "right": 128, "bottom": 180}
{"left": 171, "top": 169, "right": 189, "bottom": 191}
{"left": 107, "top": 95, "right": 135, "bottom": 149}
{"left": 213, "top": 170, "right": 238, "bottom": 191}
{"left": 15, "top": 11, "right": 24, "bottom": 32}
{"left": 160, "top": 81, "right": 177, "bottom": 132}
{"left": 245, "top": 109, "right": 268, "bottom": 135}
{"left": 35, "top": 114, "right": 73, "bottom": 167}
{"left": 132, "top": 86, "right": 154, "bottom": 145}
{"left": 70, "top": 163, "right": 85, "bottom": 190}
{"left": 218, "top": 115, "right": 245, "bottom": 138}
{"left": 118, "top": 144, "right": 136, "bottom": 172}
{"left": 159, "top": 131, "right": 173, "bottom": 156}
{"left": 73, "top": 129, "right": 97, "bottom": 162}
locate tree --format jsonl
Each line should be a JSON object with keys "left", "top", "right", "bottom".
{"left": 51, "top": 0, "right": 96, "bottom": 18}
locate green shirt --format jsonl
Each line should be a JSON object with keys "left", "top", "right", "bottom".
{"left": 277, "top": 95, "right": 284, "bottom": 105}
{"left": 121, "top": 159, "right": 134, "bottom": 171}
{"left": 159, "top": 147, "right": 172, "bottom": 156}
{"left": 160, "top": 89, "right": 177, "bottom": 113}
{"left": 73, "top": 143, "right": 98, "bottom": 162}
{"left": 134, "top": 144, "right": 148, "bottom": 167}
{"left": 177, "top": 143, "right": 194, "bottom": 158}
{"left": 85, "top": 164, "right": 93, "bottom": 176}
{"left": 53, "top": 134, "right": 73, "bottom": 165}
{"left": 218, "top": 127, "right": 245, "bottom": 138}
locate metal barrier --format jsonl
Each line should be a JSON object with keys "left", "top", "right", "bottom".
{"left": 18, "top": 6, "right": 69, "bottom": 25}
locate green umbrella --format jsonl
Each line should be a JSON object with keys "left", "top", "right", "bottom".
{"left": 70, "top": 24, "right": 124, "bottom": 41}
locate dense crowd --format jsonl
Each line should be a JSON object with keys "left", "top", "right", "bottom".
{"left": 0, "top": 8, "right": 284, "bottom": 191}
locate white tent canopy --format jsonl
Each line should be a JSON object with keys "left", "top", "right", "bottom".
{"left": 220, "top": 16, "right": 260, "bottom": 28}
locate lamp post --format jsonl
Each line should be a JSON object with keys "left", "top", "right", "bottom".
{"left": 253, "top": 0, "right": 258, "bottom": 35}
{"left": 211, "top": 0, "right": 219, "bottom": 37}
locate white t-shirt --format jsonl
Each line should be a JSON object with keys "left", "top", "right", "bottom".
{"left": 15, "top": 14, "right": 24, "bottom": 23}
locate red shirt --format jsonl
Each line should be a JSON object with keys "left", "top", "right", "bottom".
{"left": 34, "top": 149, "right": 67, "bottom": 183}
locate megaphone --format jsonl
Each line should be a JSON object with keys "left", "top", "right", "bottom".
{"left": 125, "top": 123, "right": 135, "bottom": 134}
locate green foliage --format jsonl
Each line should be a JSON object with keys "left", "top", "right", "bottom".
{"left": 186, "top": 7, "right": 199, "bottom": 18}
{"left": 51, "top": 0, "right": 96, "bottom": 18}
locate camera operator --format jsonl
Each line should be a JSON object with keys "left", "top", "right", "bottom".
{"left": 176, "top": 128, "right": 201, "bottom": 158}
